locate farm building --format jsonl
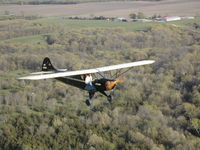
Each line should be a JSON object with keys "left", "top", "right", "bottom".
{"left": 181, "top": 16, "right": 194, "bottom": 20}
{"left": 158, "top": 16, "right": 181, "bottom": 22}
{"left": 132, "top": 19, "right": 152, "bottom": 22}
{"left": 114, "top": 17, "right": 128, "bottom": 22}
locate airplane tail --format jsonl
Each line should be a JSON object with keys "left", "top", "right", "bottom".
{"left": 42, "top": 57, "right": 56, "bottom": 71}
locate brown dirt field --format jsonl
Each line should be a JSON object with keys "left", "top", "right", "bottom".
{"left": 0, "top": 0, "right": 200, "bottom": 18}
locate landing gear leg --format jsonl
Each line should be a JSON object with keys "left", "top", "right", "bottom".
{"left": 85, "top": 91, "right": 95, "bottom": 106}
{"left": 100, "top": 91, "right": 113, "bottom": 103}
{"left": 107, "top": 95, "right": 113, "bottom": 103}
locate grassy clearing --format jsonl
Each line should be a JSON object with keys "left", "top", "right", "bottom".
{"left": 33, "top": 17, "right": 200, "bottom": 31}
{"left": 33, "top": 17, "right": 156, "bottom": 31}
{"left": 8, "top": 34, "right": 46, "bottom": 44}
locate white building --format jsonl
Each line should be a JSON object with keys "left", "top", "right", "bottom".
{"left": 114, "top": 17, "right": 128, "bottom": 22}
{"left": 159, "top": 16, "right": 181, "bottom": 22}
{"left": 181, "top": 16, "right": 194, "bottom": 20}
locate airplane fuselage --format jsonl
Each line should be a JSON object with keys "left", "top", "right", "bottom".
{"left": 56, "top": 76, "right": 117, "bottom": 93}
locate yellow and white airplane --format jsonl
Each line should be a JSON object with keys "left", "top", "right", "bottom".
{"left": 19, "top": 57, "right": 155, "bottom": 106}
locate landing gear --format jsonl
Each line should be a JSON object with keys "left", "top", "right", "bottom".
{"left": 85, "top": 99, "right": 92, "bottom": 106}
{"left": 107, "top": 95, "right": 113, "bottom": 103}
{"left": 100, "top": 91, "right": 113, "bottom": 103}
{"left": 85, "top": 91, "right": 95, "bottom": 106}
{"left": 85, "top": 91, "right": 113, "bottom": 106}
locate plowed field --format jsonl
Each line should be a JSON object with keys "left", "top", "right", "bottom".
{"left": 0, "top": 0, "right": 199, "bottom": 18}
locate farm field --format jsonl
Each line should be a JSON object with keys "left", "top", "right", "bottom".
{"left": 0, "top": 0, "right": 200, "bottom": 18}
{"left": 2, "top": 17, "right": 200, "bottom": 44}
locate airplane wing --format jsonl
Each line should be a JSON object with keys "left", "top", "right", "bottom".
{"left": 18, "top": 60, "right": 155, "bottom": 80}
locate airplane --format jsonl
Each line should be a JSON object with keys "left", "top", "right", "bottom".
{"left": 19, "top": 57, "right": 155, "bottom": 106}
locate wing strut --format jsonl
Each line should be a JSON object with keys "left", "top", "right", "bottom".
{"left": 95, "top": 69, "right": 105, "bottom": 78}
{"left": 111, "top": 67, "right": 135, "bottom": 79}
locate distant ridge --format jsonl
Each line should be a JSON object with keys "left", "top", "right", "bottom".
{"left": 0, "top": 0, "right": 161, "bottom": 5}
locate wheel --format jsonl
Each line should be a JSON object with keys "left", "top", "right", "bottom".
{"left": 107, "top": 95, "right": 113, "bottom": 103}
{"left": 85, "top": 99, "right": 91, "bottom": 106}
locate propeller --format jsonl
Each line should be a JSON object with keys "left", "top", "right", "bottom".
{"left": 116, "top": 76, "right": 124, "bottom": 84}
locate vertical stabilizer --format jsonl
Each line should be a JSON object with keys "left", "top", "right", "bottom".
{"left": 42, "top": 57, "right": 56, "bottom": 71}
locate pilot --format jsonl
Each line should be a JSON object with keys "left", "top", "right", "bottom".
{"left": 84, "top": 74, "right": 96, "bottom": 91}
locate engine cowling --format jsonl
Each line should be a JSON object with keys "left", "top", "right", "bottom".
{"left": 105, "top": 77, "right": 123, "bottom": 91}
{"left": 94, "top": 78, "right": 123, "bottom": 91}
{"left": 105, "top": 80, "right": 117, "bottom": 91}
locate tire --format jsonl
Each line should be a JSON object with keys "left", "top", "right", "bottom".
{"left": 85, "top": 99, "right": 91, "bottom": 106}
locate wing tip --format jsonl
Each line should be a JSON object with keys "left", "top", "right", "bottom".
{"left": 148, "top": 60, "right": 155, "bottom": 64}
{"left": 137, "top": 60, "right": 155, "bottom": 65}
{"left": 142, "top": 60, "right": 155, "bottom": 64}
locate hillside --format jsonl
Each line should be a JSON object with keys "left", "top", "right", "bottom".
{"left": 0, "top": 15, "right": 200, "bottom": 149}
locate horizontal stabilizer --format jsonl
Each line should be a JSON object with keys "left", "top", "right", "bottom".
{"left": 31, "top": 71, "right": 55, "bottom": 75}
{"left": 31, "top": 69, "right": 68, "bottom": 75}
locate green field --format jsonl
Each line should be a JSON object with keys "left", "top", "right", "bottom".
{"left": 2, "top": 17, "right": 200, "bottom": 44}
{"left": 32, "top": 17, "right": 153, "bottom": 31}
{"left": 33, "top": 17, "right": 200, "bottom": 30}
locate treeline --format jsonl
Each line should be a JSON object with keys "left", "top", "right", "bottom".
{"left": 0, "top": 19, "right": 200, "bottom": 150}
{"left": 0, "top": 0, "right": 77, "bottom": 5}
{"left": 0, "top": 14, "right": 41, "bottom": 21}
{"left": 0, "top": 22, "right": 54, "bottom": 41}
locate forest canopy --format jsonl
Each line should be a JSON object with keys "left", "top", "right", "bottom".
{"left": 0, "top": 17, "right": 200, "bottom": 150}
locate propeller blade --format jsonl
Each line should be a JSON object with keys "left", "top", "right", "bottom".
{"left": 116, "top": 76, "right": 124, "bottom": 83}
